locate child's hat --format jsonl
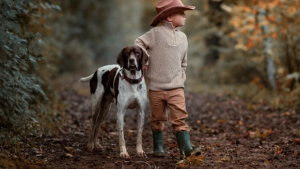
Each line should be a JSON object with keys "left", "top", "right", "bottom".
{"left": 150, "top": 0, "right": 195, "bottom": 27}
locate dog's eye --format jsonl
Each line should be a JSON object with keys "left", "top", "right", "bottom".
{"left": 124, "top": 52, "right": 129, "bottom": 56}
{"left": 134, "top": 51, "right": 140, "bottom": 57}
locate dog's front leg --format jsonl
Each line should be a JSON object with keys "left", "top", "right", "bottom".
{"left": 117, "top": 105, "right": 130, "bottom": 159}
{"left": 136, "top": 107, "right": 147, "bottom": 158}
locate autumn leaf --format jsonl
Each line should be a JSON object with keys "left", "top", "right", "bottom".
{"left": 271, "top": 32, "right": 278, "bottom": 39}
{"left": 170, "top": 143, "right": 178, "bottom": 148}
{"left": 217, "top": 119, "right": 225, "bottom": 124}
{"left": 255, "top": 129, "right": 272, "bottom": 139}
{"left": 288, "top": 6, "right": 296, "bottom": 15}
{"left": 270, "top": 0, "right": 279, "bottom": 7}
{"left": 294, "top": 138, "right": 300, "bottom": 143}
{"left": 273, "top": 97, "right": 280, "bottom": 107}
{"left": 238, "top": 121, "right": 243, "bottom": 125}
{"left": 216, "top": 154, "right": 231, "bottom": 162}
{"left": 246, "top": 38, "right": 254, "bottom": 48}
{"left": 275, "top": 145, "right": 282, "bottom": 154}
{"left": 265, "top": 160, "right": 270, "bottom": 165}
{"left": 176, "top": 155, "right": 204, "bottom": 166}
{"left": 230, "top": 18, "right": 241, "bottom": 28}
{"left": 66, "top": 153, "right": 73, "bottom": 157}
{"left": 251, "top": 77, "right": 260, "bottom": 84}
{"left": 267, "top": 15, "right": 276, "bottom": 22}
{"left": 258, "top": 1, "right": 266, "bottom": 8}
{"left": 281, "top": 28, "right": 287, "bottom": 33}
{"left": 243, "top": 7, "right": 251, "bottom": 12}
{"left": 65, "top": 147, "right": 75, "bottom": 152}
{"left": 253, "top": 29, "right": 262, "bottom": 35}
{"left": 172, "top": 151, "right": 180, "bottom": 157}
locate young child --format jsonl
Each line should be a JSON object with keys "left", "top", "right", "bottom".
{"left": 134, "top": 0, "right": 201, "bottom": 160}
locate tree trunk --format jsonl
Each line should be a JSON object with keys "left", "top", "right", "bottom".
{"left": 204, "top": 0, "right": 223, "bottom": 65}
{"left": 258, "top": 8, "right": 277, "bottom": 90}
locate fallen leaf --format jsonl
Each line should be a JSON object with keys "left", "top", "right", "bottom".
{"left": 212, "top": 143, "right": 220, "bottom": 146}
{"left": 172, "top": 152, "right": 179, "bottom": 156}
{"left": 197, "top": 120, "right": 201, "bottom": 124}
{"left": 66, "top": 153, "right": 73, "bottom": 157}
{"left": 170, "top": 143, "right": 177, "bottom": 148}
{"left": 217, "top": 154, "right": 231, "bottom": 162}
{"left": 275, "top": 145, "right": 282, "bottom": 154}
{"left": 65, "top": 147, "right": 75, "bottom": 152}
{"left": 126, "top": 130, "right": 136, "bottom": 137}
{"left": 217, "top": 119, "right": 224, "bottom": 124}
{"left": 238, "top": 121, "right": 243, "bottom": 125}
{"left": 294, "top": 138, "right": 300, "bottom": 143}
{"left": 109, "top": 132, "right": 118, "bottom": 136}
{"left": 177, "top": 154, "right": 204, "bottom": 166}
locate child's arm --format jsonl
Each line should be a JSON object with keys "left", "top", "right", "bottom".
{"left": 134, "top": 29, "right": 155, "bottom": 66}
{"left": 182, "top": 51, "right": 187, "bottom": 71}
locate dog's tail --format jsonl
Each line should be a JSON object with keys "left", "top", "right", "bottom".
{"left": 79, "top": 74, "right": 94, "bottom": 83}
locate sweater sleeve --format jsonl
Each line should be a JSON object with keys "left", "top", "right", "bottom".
{"left": 134, "top": 29, "right": 155, "bottom": 65}
{"left": 181, "top": 50, "right": 187, "bottom": 71}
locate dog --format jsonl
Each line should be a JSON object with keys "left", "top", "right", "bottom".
{"left": 79, "top": 45, "right": 148, "bottom": 159}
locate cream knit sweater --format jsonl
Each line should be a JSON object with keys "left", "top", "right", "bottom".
{"left": 134, "top": 21, "right": 188, "bottom": 91}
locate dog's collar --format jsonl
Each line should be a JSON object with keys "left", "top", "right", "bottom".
{"left": 121, "top": 69, "right": 144, "bottom": 84}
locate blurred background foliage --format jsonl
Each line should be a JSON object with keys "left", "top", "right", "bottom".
{"left": 0, "top": 0, "right": 63, "bottom": 147}
{"left": 0, "top": 0, "right": 299, "bottom": 148}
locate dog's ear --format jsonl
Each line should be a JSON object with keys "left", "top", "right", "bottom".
{"left": 139, "top": 47, "right": 148, "bottom": 70}
{"left": 117, "top": 48, "right": 124, "bottom": 67}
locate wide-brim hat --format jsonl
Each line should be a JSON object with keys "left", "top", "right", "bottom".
{"left": 150, "top": 0, "right": 195, "bottom": 27}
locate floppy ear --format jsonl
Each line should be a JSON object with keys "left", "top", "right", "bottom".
{"left": 117, "top": 48, "right": 124, "bottom": 67}
{"left": 139, "top": 47, "right": 148, "bottom": 70}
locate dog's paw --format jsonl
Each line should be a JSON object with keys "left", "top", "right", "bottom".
{"left": 137, "top": 150, "right": 147, "bottom": 158}
{"left": 120, "top": 152, "right": 130, "bottom": 159}
{"left": 87, "top": 142, "right": 103, "bottom": 152}
{"left": 86, "top": 145, "right": 94, "bottom": 152}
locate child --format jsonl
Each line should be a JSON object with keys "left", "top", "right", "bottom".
{"left": 134, "top": 0, "right": 201, "bottom": 160}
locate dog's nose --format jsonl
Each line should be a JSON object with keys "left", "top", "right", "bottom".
{"left": 129, "top": 58, "right": 135, "bottom": 63}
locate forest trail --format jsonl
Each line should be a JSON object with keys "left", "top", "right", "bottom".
{"left": 9, "top": 76, "right": 300, "bottom": 169}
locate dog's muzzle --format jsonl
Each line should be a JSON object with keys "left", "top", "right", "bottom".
{"left": 128, "top": 58, "right": 137, "bottom": 70}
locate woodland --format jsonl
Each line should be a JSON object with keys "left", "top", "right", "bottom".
{"left": 0, "top": 0, "right": 299, "bottom": 168}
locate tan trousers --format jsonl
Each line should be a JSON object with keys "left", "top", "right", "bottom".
{"left": 149, "top": 88, "right": 190, "bottom": 132}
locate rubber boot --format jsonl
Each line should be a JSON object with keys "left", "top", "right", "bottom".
{"left": 176, "top": 131, "right": 201, "bottom": 159}
{"left": 152, "top": 131, "right": 165, "bottom": 157}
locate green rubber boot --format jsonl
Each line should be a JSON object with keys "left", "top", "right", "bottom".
{"left": 152, "top": 131, "right": 165, "bottom": 157}
{"left": 176, "top": 131, "right": 201, "bottom": 159}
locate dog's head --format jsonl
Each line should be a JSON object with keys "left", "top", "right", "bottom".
{"left": 117, "top": 45, "right": 148, "bottom": 71}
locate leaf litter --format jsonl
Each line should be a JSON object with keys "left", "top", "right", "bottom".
{"left": 1, "top": 76, "right": 300, "bottom": 169}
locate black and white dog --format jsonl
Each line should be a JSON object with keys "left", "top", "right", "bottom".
{"left": 80, "top": 45, "right": 148, "bottom": 159}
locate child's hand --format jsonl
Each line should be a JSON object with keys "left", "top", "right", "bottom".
{"left": 143, "top": 66, "right": 148, "bottom": 71}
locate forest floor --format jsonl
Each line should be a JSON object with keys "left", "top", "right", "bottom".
{"left": 1, "top": 75, "right": 300, "bottom": 169}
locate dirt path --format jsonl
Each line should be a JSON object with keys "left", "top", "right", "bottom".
{"left": 9, "top": 78, "right": 300, "bottom": 169}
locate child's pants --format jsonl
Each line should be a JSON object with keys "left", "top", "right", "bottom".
{"left": 149, "top": 88, "right": 190, "bottom": 132}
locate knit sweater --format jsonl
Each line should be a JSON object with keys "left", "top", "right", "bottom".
{"left": 134, "top": 21, "right": 188, "bottom": 91}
